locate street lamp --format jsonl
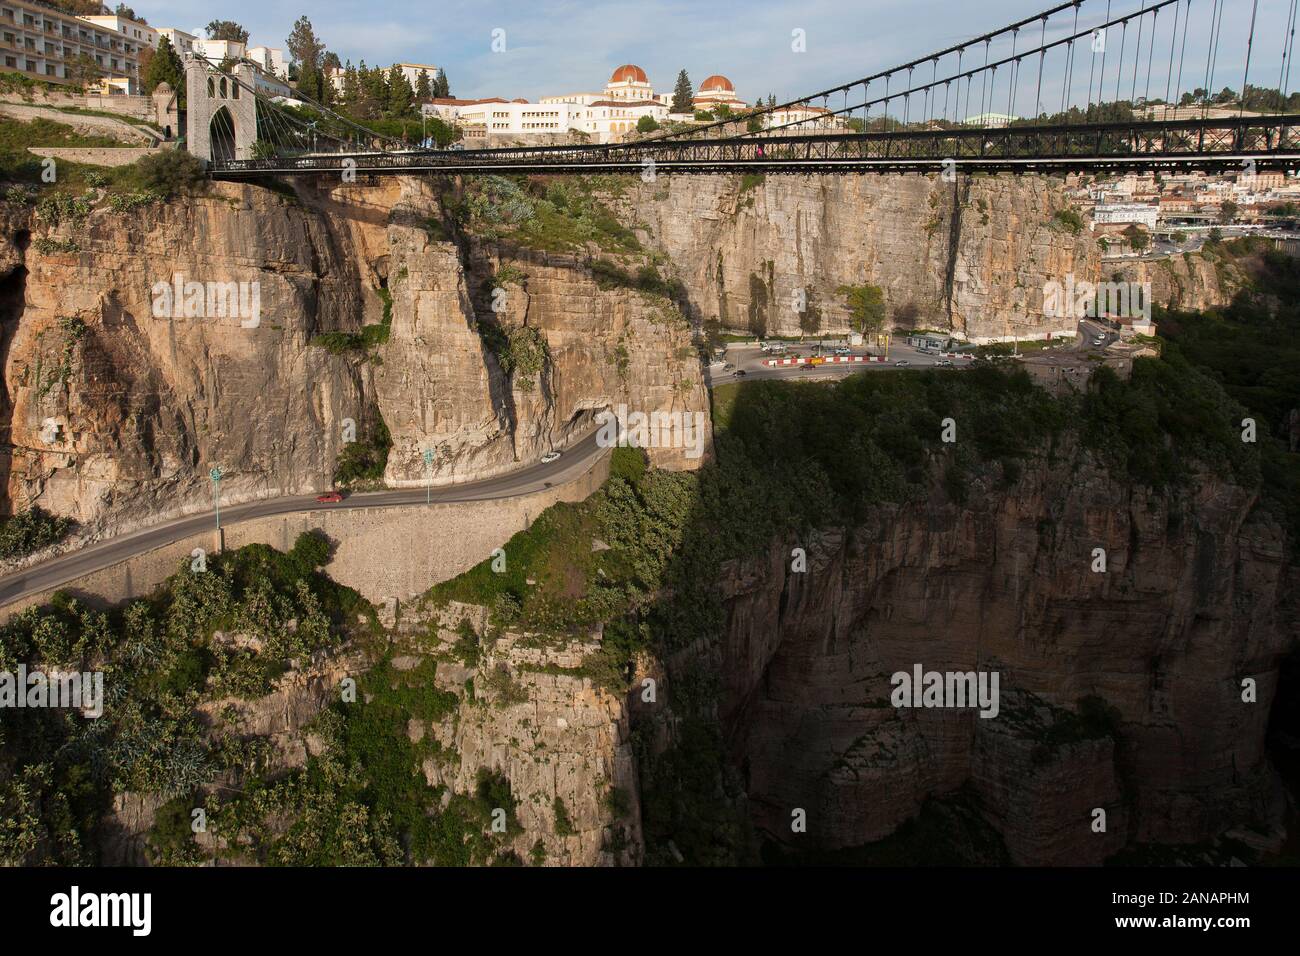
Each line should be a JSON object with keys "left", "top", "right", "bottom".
{"left": 422, "top": 449, "right": 434, "bottom": 504}
{"left": 209, "top": 466, "right": 223, "bottom": 531}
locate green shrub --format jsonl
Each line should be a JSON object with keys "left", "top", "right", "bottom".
{"left": 0, "top": 507, "right": 72, "bottom": 559}
{"left": 127, "top": 149, "right": 205, "bottom": 197}
{"left": 1052, "top": 208, "right": 1084, "bottom": 235}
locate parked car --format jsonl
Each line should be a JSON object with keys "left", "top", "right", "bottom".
{"left": 315, "top": 491, "right": 344, "bottom": 503}
{"left": 723, "top": 363, "right": 735, "bottom": 370}
{"left": 834, "top": 346, "right": 851, "bottom": 355}
{"left": 541, "top": 451, "right": 561, "bottom": 464}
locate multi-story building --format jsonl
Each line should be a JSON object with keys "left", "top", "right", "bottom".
{"left": 764, "top": 103, "right": 838, "bottom": 130}
{"left": 0, "top": 0, "right": 146, "bottom": 92}
{"left": 79, "top": 11, "right": 156, "bottom": 52}
{"left": 1092, "top": 202, "right": 1159, "bottom": 228}
{"left": 155, "top": 26, "right": 197, "bottom": 56}
{"left": 425, "top": 93, "right": 670, "bottom": 144}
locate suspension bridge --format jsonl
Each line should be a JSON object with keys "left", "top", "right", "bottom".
{"left": 192, "top": 0, "right": 1300, "bottom": 178}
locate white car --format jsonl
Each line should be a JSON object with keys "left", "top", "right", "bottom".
{"left": 540, "top": 451, "right": 560, "bottom": 464}
{"left": 834, "top": 347, "right": 851, "bottom": 355}
{"left": 894, "top": 359, "right": 910, "bottom": 366}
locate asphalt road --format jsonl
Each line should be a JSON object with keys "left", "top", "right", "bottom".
{"left": 0, "top": 430, "right": 608, "bottom": 608}
{"left": 0, "top": 339, "right": 983, "bottom": 609}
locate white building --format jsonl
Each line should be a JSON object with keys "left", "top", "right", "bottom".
{"left": 155, "top": 26, "right": 197, "bottom": 55}
{"left": 538, "top": 64, "right": 673, "bottom": 139}
{"left": 765, "top": 103, "right": 838, "bottom": 130}
{"left": 0, "top": 0, "right": 150, "bottom": 92}
{"left": 246, "top": 45, "right": 286, "bottom": 79}
{"left": 1093, "top": 203, "right": 1159, "bottom": 228}
{"left": 78, "top": 13, "right": 157, "bottom": 50}
{"left": 395, "top": 61, "right": 439, "bottom": 90}
{"left": 425, "top": 94, "right": 666, "bottom": 144}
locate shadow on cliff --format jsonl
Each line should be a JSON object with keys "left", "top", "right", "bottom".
{"left": 630, "top": 359, "right": 1293, "bottom": 866}
{"left": 0, "top": 230, "right": 29, "bottom": 515}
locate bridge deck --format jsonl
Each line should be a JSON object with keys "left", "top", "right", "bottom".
{"left": 208, "top": 115, "right": 1300, "bottom": 179}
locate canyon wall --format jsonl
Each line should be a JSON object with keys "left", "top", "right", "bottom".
{"left": 0, "top": 176, "right": 705, "bottom": 551}
{"left": 1110, "top": 251, "right": 1243, "bottom": 312}
{"left": 709, "top": 442, "right": 1295, "bottom": 863}
{"left": 619, "top": 173, "right": 1099, "bottom": 340}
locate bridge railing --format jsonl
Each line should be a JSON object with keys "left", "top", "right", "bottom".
{"left": 207, "top": 113, "right": 1300, "bottom": 177}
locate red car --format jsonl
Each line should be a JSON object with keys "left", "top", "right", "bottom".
{"left": 315, "top": 491, "right": 344, "bottom": 503}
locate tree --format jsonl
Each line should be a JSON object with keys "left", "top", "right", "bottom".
{"left": 287, "top": 16, "right": 325, "bottom": 73}
{"left": 142, "top": 35, "right": 184, "bottom": 99}
{"left": 670, "top": 69, "right": 693, "bottom": 114}
{"left": 67, "top": 52, "right": 102, "bottom": 90}
{"left": 837, "top": 283, "right": 887, "bottom": 333}
{"left": 322, "top": 51, "right": 341, "bottom": 74}
{"left": 1219, "top": 200, "right": 1238, "bottom": 224}
{"left": 636, "top": 114, "right": 659, "bottom": 133}
{"left": 414, "top": 69, "right": 432, "bottom": 102}
{"left": 115, "top": 3, "right": 145, "bottom": 22}
{"left": 296, "top": 63, "right": 327, "bottom": 105}
{"left": 205, "top": 20, "right": 249, "bottom": 44}
{"left": 355, "top": 62, "right": 387, "bottom": 119}
{"left": 386, "top": 65, "right": 414, "bottom": 116}
{"left": 432, "top": 69, "right": 450, "bottom": 99}
{"left": 1122, "top": 224, "right": 1150, "bottom": 252}
{"left": 340, "top": 62, "right": 360, "bottom": 114}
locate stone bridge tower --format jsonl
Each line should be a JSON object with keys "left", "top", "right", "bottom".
{"left": 185, "top": 55, "right": 258, "bottom": 163}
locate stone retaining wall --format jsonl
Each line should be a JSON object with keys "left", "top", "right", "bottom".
{"left": 0, "top": 453, "right": 609, "bottom": 619}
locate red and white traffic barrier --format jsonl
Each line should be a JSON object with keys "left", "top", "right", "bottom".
{"left": 761, "top": 354, "right": 892, "bottom": 367}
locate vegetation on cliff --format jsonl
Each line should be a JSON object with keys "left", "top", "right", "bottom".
{"left": 0, "top": 533, "right": 370, "bottom": 864}
{"left": 421, "top": 334, "right": 1283, "bottom": 863}
{"left": 1153, "top": 237, "right": 1300, "bottom": 545}
{"left": 0, "top": 507, "right": 73, "bottom": 561}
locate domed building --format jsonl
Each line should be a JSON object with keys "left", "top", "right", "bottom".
{"left": 538, "top": 63, "right": 670, "bottom": 142}
{"left": 604, "top": 64, "right": 655, "bottom": 100}
{"left": 693, "top": 73, "right": 748, "bottom": 111}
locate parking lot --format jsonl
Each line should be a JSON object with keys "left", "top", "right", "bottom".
{"left": 705, "top": 338, "right": 974, "bottom": 387}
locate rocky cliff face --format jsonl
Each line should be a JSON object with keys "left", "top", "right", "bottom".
{"left": 413, "top": 601, "right": 643, "bottom": 866}
{"left": 618, "top": 173, "right": 1098, "bottom": 340}
{"left": 101, "top": 600, "right": 641, "bottom": 867}
{"left": 1111, "top": 251, "right": 1242, "bottom": 313}
{"left": 0, "top": 176, "right": 706, "bottom": 545}
{"left": 709, "top": 441, "right": 1294, "bottom": 864}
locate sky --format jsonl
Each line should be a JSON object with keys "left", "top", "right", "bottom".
{"left": 131, "top": 0, "right": 1288, "bottom": 107}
